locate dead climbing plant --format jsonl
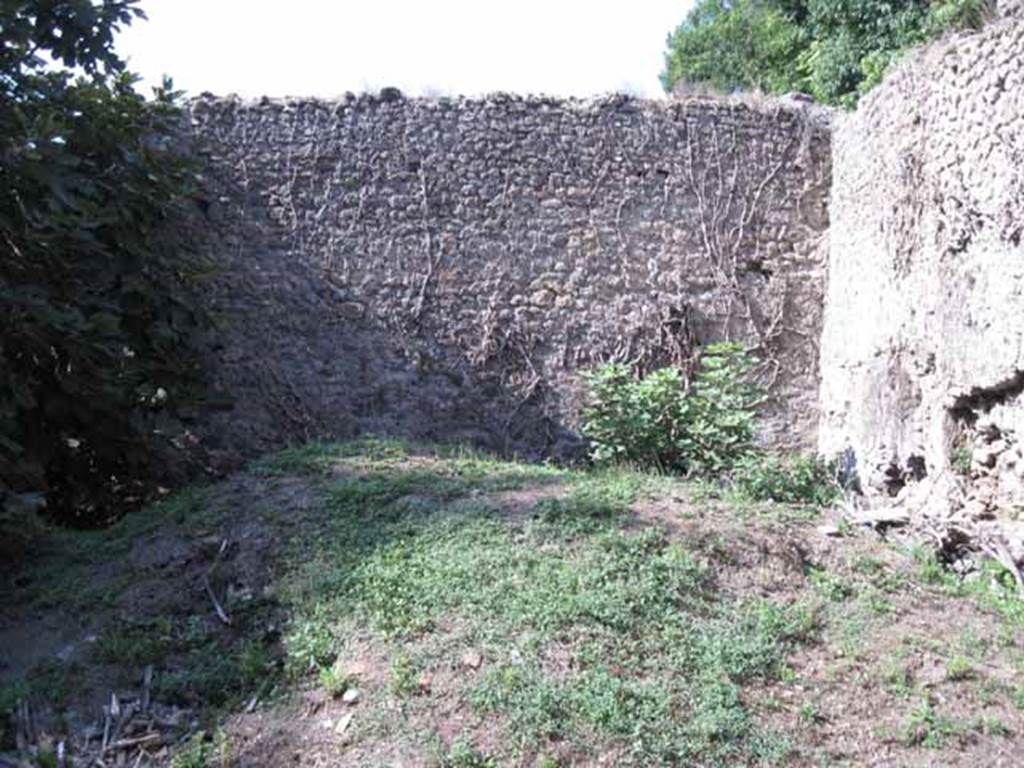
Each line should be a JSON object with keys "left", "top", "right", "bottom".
{"left": 676, "top": 102, "right": 825, "bottom": 393}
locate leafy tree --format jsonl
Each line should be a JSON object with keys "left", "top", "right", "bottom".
{"left": 1, "top": 1, "right": 207, "bottom": 530}
{"left": 660, "top": 0, "right": 806, "bottom": 96}
{"left": 661, "top": 0, "right": 993, "bottom": 107}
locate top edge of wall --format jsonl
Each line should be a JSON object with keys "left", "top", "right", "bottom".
{"left": 186, "top": 89, "right": 834, "bottom": 125}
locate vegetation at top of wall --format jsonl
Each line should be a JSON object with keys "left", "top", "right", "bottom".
{"left": 661, "top": 0, "right": 995, "bottom": 107}
{"left": 581, "top": 343, "right": 841, "bottom": 505}
{"left": 0, "top": 1, "right": 208, "bottom": 532}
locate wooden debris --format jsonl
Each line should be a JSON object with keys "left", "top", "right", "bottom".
{"left": 14, "top": 699, "right": 34, "bottom": 753}
{"left": 103, "top": 733, "right": 162, "bottom": 753}
{"left": 202, "top": 575, "right": 232, "bottom": 626}
{"left": 141, "top": 666, "right": 153, "bottom": 713}
{"left": 851, "top": 507, "right": 910, "bottom": 529}
{"left": 202, "top": 539, "right": 233, "bottom": 625}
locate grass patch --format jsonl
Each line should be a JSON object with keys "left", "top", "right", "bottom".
{"left": 30, "top": 439, "right": 1021, "bottom": 766}
{"left": 274, "top": 462, "right": 813, "bottom": 764}
{"left": 896, "top": 695, "right": 967, "bottom": 748}
{"left": 945, "top": 655, "right": 975, "bottom": 682}
{"left": 170, "top": 730, "right": 233, "bottom": 768}
{"left": 251, "top": 437, "right": 417, "bottom": 476}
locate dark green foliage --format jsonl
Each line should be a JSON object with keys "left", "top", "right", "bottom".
{"left": 0, "top": 1, "right": 208, "bottom": 528}
{"left": 660, "top": 0, "right": 806, "bottom": 96}
{"left": 732, "top": 454, "right": 842, "bottom": 505}
{"left": 581, "top": 347, "right": 841, "bottom": 508}
{"left": 581, "top": 343, "right": 760, "bottom": 475}
{"left": 662, "top": 0, "right": 994, "bottom": 106}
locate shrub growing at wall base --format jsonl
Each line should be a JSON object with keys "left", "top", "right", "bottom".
{"left": 581, "top": 343, "right": 761, "bottom": 475}
{"left": 731, "top": 454, "right": 842, "bottom": 506}
{"left": 582, "top": 344, "right": 842, "bottom": 505}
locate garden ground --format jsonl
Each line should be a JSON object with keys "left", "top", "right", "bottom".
{"left": 2, "top": 439, "right": 1024, "bottom": 766}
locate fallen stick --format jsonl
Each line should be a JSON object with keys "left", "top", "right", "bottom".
{"left": 203, "top": 574, "right": 232, "bottom": 626}
{"left": 852, "top": 507, "right": 910, "bottom": 529}
{"left": 103, "top": 733, "right": 162, "bottom": 753}
{"left": 202, "top": 538, "right": 232, "bottom": 625}
{"left": 141, "top": 665, "right": 153, "bottom": 712}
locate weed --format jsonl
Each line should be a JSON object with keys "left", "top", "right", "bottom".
{"left": 252, "top": 441, "right": 339, "bottom": 476}
{"left": 910, "top": 547, "right": 964, "bottom": 593}
{"left": 809, "top": 568, "right": 854, "bottom": 602}
{"left": 973, "top": 715, "right": 1011, "bottom": 737}
{"left": 852, "top": 556, "right": 906, "bottom": 593}
{"left": 532, "top": 471, "right": 647, "bottom": 530}
{"left": 1010, "top": 685, "right": 1024, "bottom": 710}
{"left": 270, "top": 453, "right": 810, "bottom": 764}
{"left": 732, "top": 454, "right": 842, "bottom": 506}
{"left": 897, "top": 696, "right": 965, "bottom": 748}
{"left": 882, "top": 662, "right": 913, "bottom": 699}
{"left": 26, "top": 661, "right": 80, "bottom": 711}
{"left": 950, "top": 437, "right": 974, "bottom": 475}
{"left": 798, "top": 702, "right": 821, "bottom": 724}
{"left": 389, "top": 651, "right": 421, "bottom": 696}
{"left": 284, "top": 616, "right": 336, "bottom": 676}
{"left": 836, "top": 612, "right": 867, "bottom": 660}
{"left": 154, "top": 634, "right": 278, "bottom": 711}
{"left": 581, "top": 343, "right": 760, "bottom": 474}
{"left": 94, "top": 620, "right": 173, "bottom": 667}
{"left": 0, "top": 680, "right": 29, "bottom": 749}
{"left": 171, "top": 730, "right": 232, "bottom": 768}
{"left": 317, "top": 662, "right": 352, "bottom": 698}
{"left": 254, "top": 437, "right": 423, "bottom": 477}
{"left": 0, "top": 680, "right": 28, "bottom": 718}
{"left": 945, "top": 655, "right": 974, "bottom": 682}
{"left": 863, "top": 589, "right": 895, "bottom": 615}
{"left": 444, "top": 739, "right": 496, "bottom": 768}
{"left": 968, "top": 560, "right": 1024, "bottom": 625}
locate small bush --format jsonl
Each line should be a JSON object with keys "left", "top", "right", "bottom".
{"left": 318, "top": 662, "right": 353, "bottom": 698}
{"left": 950, "top": 437, "right": 973, "bottom": 475}
{"left": 445, "top": 740, "right": 496, "bottom": 768}
{"left": 732, "top": 454, "right": 842, "bottom": 506}
{"left": 581, "top": 343, "right": 760, "bottom": 475}
{"left": 171, "top": 731, "right": 232, "bottom": 768}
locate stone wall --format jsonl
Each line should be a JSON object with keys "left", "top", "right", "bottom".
{"left": 187, "top": 93, "right": 830, "bottom": 460}
{"left": 819, "top": 17, "right": 1024, "bottom": 532}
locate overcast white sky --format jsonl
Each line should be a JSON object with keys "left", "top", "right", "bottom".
{"left": 117, "top": 1, "right": 692, "bottom": 99}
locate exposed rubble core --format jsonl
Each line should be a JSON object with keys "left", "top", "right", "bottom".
{"left": 819, "top": 14, "right": 1024, "bottom": 560}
